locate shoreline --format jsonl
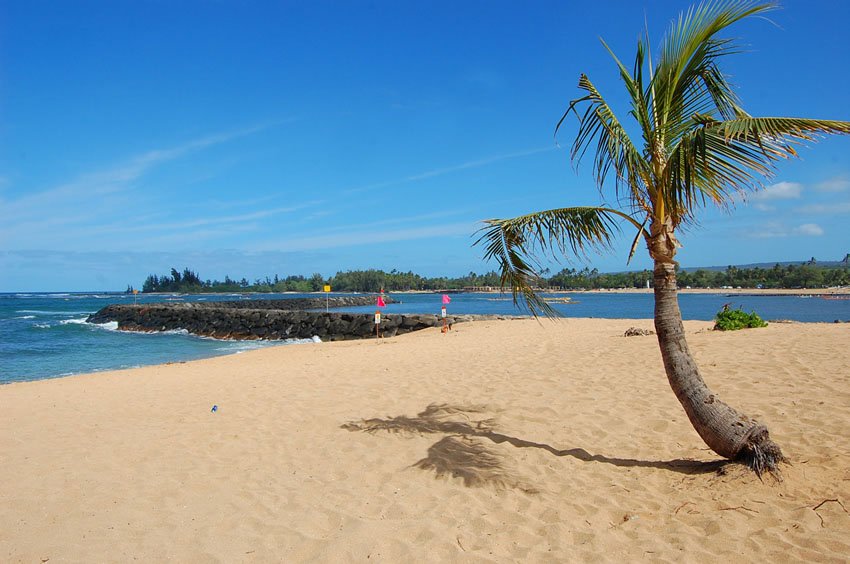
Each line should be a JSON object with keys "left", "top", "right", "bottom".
{"left": 6, "top": 311, "right": 847, "bottom": 387}
{"left": 7, "top": 313, "right": 846, "bottom": 388}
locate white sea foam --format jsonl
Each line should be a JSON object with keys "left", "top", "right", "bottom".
{"left": 16, "top": 309, "right": 91, "bottom": 316}
{"left": 57, "top": 318, "right": 119, "bottom": 332}
{"left": 34, "top": 323, "right": 51, "bottom": 329}
{"left": 215, "top": 341, "right": 269, "bottom": 353}
{"left": 59, "top": 317, "right": 90, "bottom": 325}
{"left": 14, "top": 315, "right": 36, "bottom": 320}
{"left": 17, "top": 309, "right": 57, "bottom": 315}
{"left": 280, "top": 336, "right": 322, "bottom": 345}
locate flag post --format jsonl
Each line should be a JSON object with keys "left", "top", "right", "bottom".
{"left": 375, "top": 289, "right": 386, "bottom": 339}
{"left": 441, "top": 294, "right": 451, "bottom": 334}
{"left": 323, "top": 284, "right": 331, "bottom": 312}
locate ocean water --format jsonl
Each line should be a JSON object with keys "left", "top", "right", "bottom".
{"left": 1, "top": 291, "right": 848, "bottom": 384}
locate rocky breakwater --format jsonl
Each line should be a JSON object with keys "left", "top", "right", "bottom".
{"left": 86, "top": 296, "right": 467, "bottom": 341}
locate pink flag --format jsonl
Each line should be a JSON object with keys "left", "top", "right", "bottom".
{"left": 442, "top": 294, "right": 451, "bottom": 305}
{"left": 377, "top": 296, "right": 386, "bottom": 307}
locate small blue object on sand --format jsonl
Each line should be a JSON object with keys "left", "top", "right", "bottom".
{"left": 211, "top": 405, "right": 218, "bottom": 413}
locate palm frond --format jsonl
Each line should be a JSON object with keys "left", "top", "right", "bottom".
{"left": 557, "top": 74, "right": 650, "bottom": 212}
{"left": 654, "top": 1, "right": 775, "bottom": 114}
{"left": 598, "top": 38, "right": 654, "bottom": 148}
{"left": 664, "top": 116, "right": 850, "bottom": 222}
{"left": 651, "top": 2, "right": 776, "bottom": 148}
{"left": 474, "top": 207, "right": 647, "bottom": 317}
{"left": 627, "top": 215, "right": 651, "bottom": 264}
{"left": 715, "top": 116, "right": 850, "bottom": 144}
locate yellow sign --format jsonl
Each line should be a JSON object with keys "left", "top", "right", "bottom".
{"left": 323, "top": 285, "right": 331, "bottom": 293}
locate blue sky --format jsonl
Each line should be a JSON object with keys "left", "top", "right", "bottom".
{"left": 1, "top": 0, "right": 849, "bottom": 291}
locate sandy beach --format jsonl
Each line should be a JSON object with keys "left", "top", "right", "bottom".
{"left": 2, "top": 318, "right": 849, "bottom": 562}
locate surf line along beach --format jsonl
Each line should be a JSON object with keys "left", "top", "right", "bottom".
{"left": 2, "top": 314, "right": 849, "bottom": 561}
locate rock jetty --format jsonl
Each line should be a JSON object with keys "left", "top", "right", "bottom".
{"left": 87, "top": 296, "right": 479, "bottom": 341}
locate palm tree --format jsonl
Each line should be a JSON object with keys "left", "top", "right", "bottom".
{"left": 476, "top": 1, "right": 850, "bottom": 475}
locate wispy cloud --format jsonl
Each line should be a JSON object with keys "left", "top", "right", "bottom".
{"left": 795, "top": 201, "right": 850, "bottom": 215}
{"left": 793, "top": 223, "right": 825, "bottom": 236}
{"left": 345, "top": 146, "right": 557, "bottom": 194}
{"left": 0, "top": 124, "right": 277, "bottom": 224}
{"left": 255, "top": 221, "right": 474, "bottom": 252}
{"left": 747, "top": 221, "right": 825, "bottom": 238}
{"left": 96, "top": 202, "right": 322, "bottom": 235}
{"left": 317, "top": 209, "right": 470, "bottom": 235}
{"left": 748, "top": 181, "right": 803, "bottom": 202}
{"left": 0, "top": 123, "right": 287, "bottom": 250}
{"left": 816, "top": 176, "right": 850, "bottom": 193}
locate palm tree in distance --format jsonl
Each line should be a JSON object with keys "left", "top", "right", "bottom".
{"left": 476, "top": 1, "right": 850, "bottom": 475}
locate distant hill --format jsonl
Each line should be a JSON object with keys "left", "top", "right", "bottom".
{"left": 680, "top": 257, "right": 848, "bottom": 272}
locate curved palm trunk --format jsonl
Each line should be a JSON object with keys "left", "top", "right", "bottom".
{"left": 650, "top": 230, "right": 786, "bottom": 474}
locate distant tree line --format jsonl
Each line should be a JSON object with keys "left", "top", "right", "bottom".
{"left": 137, "top": 262, "right": 850, "bottom": 294}
{"left": 548, "top": 263, "right": 850, "bottom": 290}
{"left": 549, "top": 263, "right": 850, "bottom": 290}
{"left": 677, "top": 263, "right": 850, "bottom": 289}
{"left": 141, "top": 268, "right": 327, "bottom": 293}
{"left": 139, "top": 268, "right": 503, "bottom": 293}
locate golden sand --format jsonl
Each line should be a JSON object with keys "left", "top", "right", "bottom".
{"left": 2, "top": 318, "right": 849, "bottom": 562}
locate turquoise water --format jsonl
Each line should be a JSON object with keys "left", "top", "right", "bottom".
{"left": 2, "top": 291, "right": 848, "bottom": 384}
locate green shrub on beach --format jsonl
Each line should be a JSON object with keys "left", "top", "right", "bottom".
{"left": 714, "top": 306, "right": 768, "bottom": 331}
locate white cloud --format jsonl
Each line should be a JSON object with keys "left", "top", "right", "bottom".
{"left": 748, "top": 221, "right": 824, "bottom": 238}
{"left": 0, "top": 123, "right": 286, "bottom": 250}
{"left": 344, "top": 146, "right": 556, "bottom": 194}
{"left": 816, "top": 177, "right": 850, "bottom": 193}
{"left": 406, "top": 147, "right": 555, "bottom": 182}
{"left": 749, "top": 181, "right": 803, "bottom": 202}
{"left": 254, "top": 221, "right": 474, "bottom": 252}
{"left": 318, "top": 210, "right": 468, "bottom": 235}
{"left": 796, "top": 201, "right": 850, "bottom": 214}
{"left": 100, "top": 203, "right": 320, "bottom": 234}
{"left": 0, "top": 125, "right": 271, "bottom": 225}
{"left": 748, "top": 222, "right": 789, "bottom": 238}
{"left": 792, "top": 223, "right": 824, "bottom": 236}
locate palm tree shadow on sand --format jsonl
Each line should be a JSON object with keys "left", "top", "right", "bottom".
{"left": 342, "top": 403, "right": 730, "bottom": 492}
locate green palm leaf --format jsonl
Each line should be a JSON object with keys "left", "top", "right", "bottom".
{"left": 475, "top": 207, "right": 647, "bottom": 316}
{"left": 665, "top": 116, "right": 850, "bottom": 222}
{"left": 557, "top": 75, "right": 650, "bottom": 213}
{"left": 653, "top": 2, "right": 774, "bottom": 131}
